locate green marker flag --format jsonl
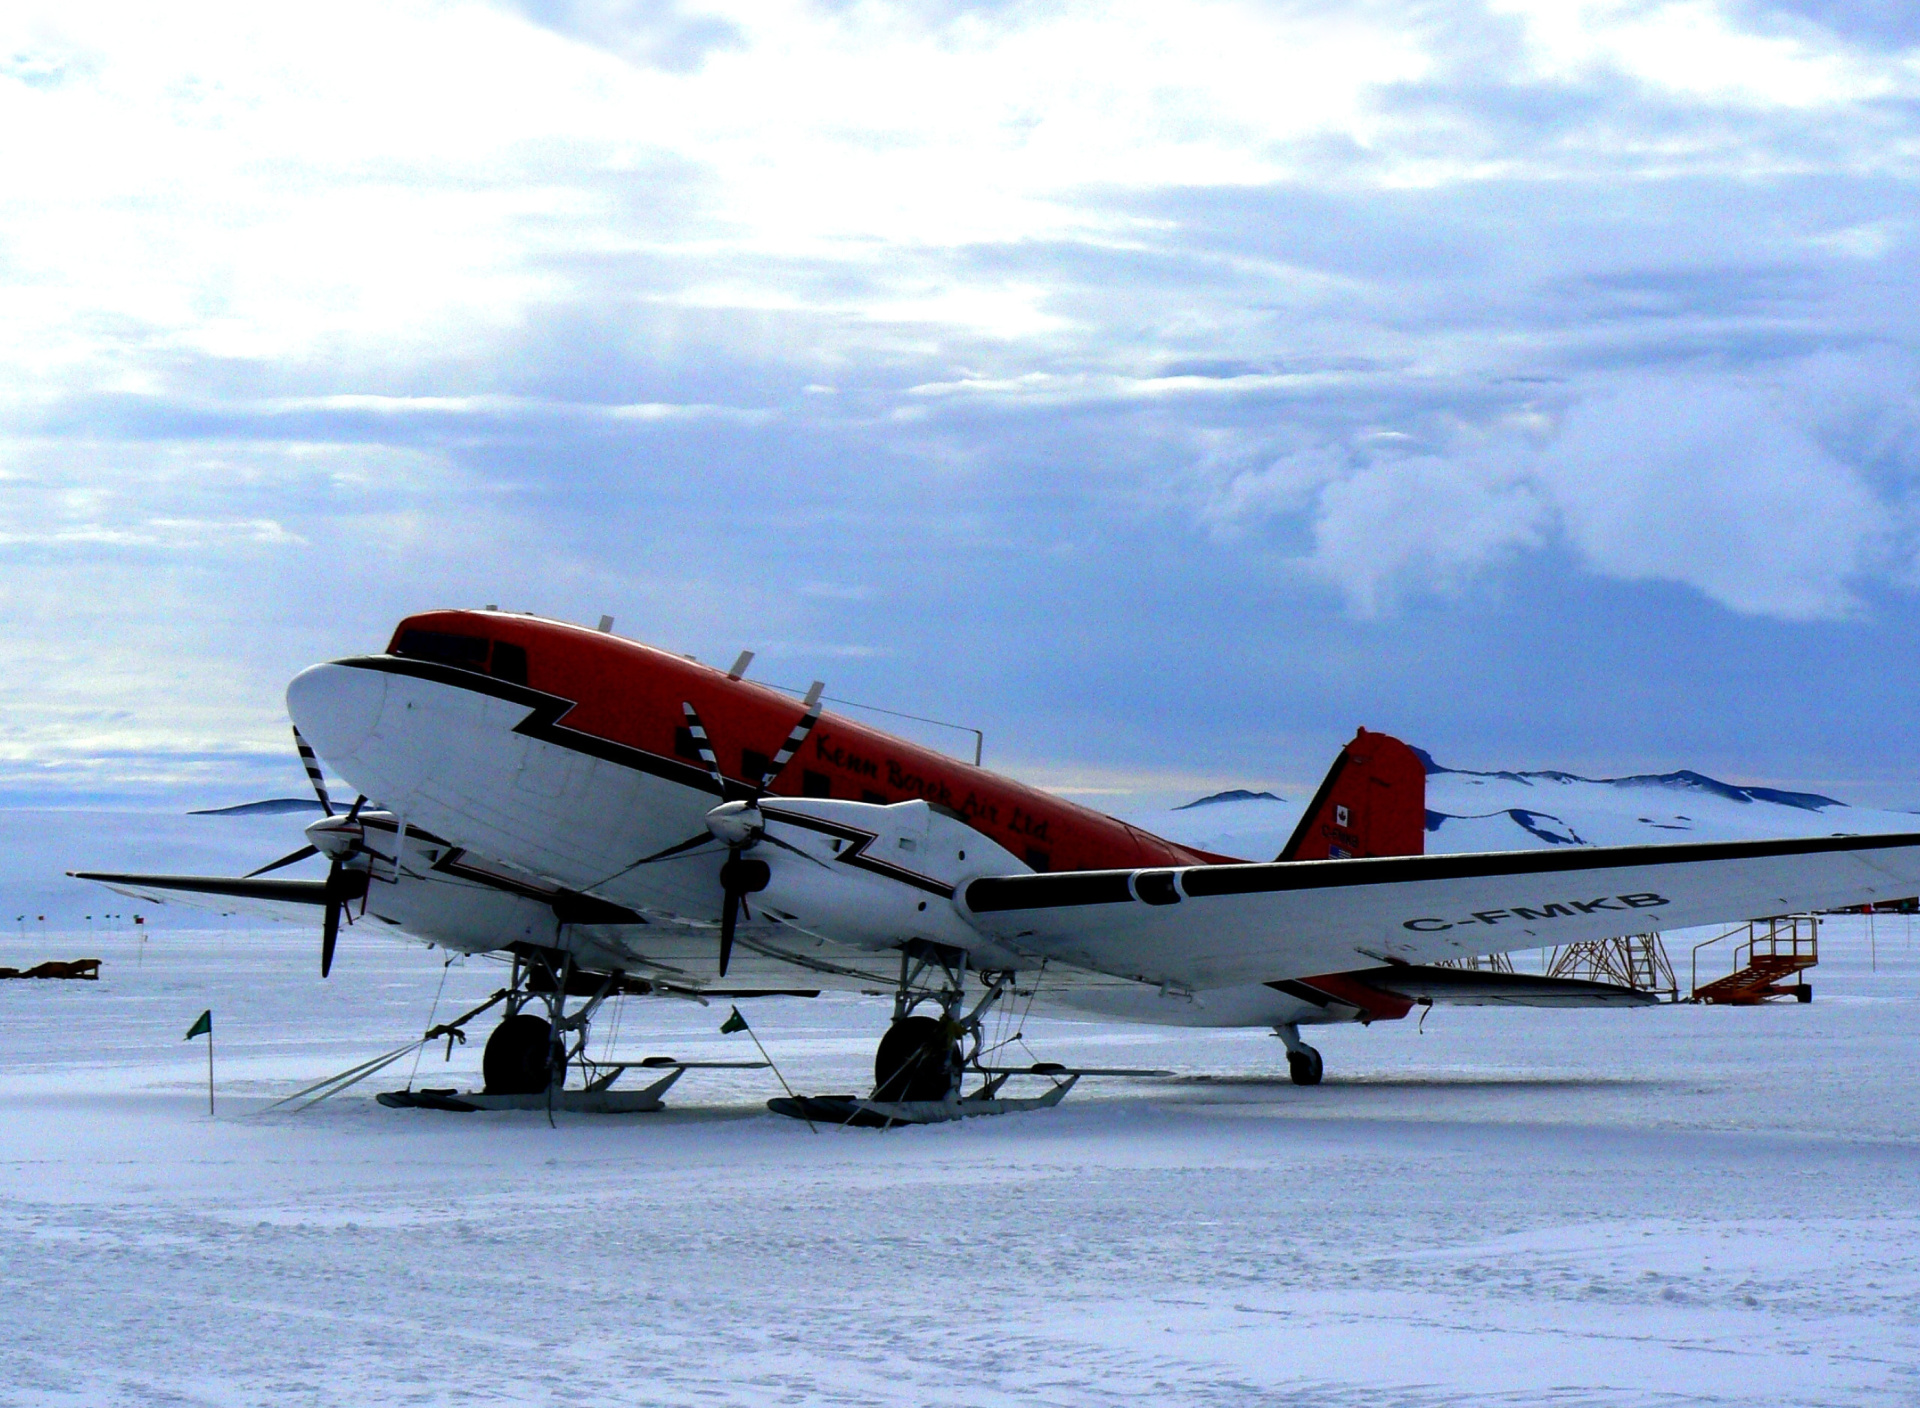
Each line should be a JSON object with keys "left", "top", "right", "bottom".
{"left": 184, "top": 1009, "right": 214, "bottom": 1115}
{"left": 716, "top": 1004, "right": 810, "bottom": 1130}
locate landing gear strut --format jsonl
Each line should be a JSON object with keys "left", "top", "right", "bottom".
{"left": 766, "top": 944, "right": 1172, "bottom": 1127}
{"left": 1273, "top": 1023, "right": 1324, "bottom": 1086}
{"left": 481, "top": 948, "right": 614, "bottom": 1097}
{"left": 870, "top": 942, "right": 985, "bottom": 1103}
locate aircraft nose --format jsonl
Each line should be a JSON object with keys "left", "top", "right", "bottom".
{"left": 287, "top": 663, "right": 388, "bottom": 763}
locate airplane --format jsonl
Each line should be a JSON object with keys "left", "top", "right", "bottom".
{"left": 75, "top": 609, "right": 1920, "bottom": 1124}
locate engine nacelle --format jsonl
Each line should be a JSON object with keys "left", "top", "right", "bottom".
{"left": 746, "top": 797, "right": 1028, "bottom": 965}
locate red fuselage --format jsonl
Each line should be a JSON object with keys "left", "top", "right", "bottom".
{"left": 387, "top": 609, "right": 1220, "bottom": 874}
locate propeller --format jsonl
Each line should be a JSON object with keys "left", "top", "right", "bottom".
{"left": 650, "top": 681, "right": 827, "bottom": 977}
{"left": 264, "top": 728, "right": 370, "bottom": 978}
{"left": 319, "top": 796, "right": 366, "bottom": 979}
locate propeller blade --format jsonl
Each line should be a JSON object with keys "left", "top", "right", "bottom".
{"left": 680, "top": 702, "right": 728, "bottom": 795}
{"left": 755, "top": 681, "right": 825, "bottom": 793}
{"left": 321, "top": 899, "right": 340, "bottom": 978}
{"left": 718, "top": 885, "right": 739, "bottom": 978}
{"left": 292, "top": 726, "right": 334, "bottom": 816}
{"left": 245, "top": 844, "right": 319, "bottom": 878}
{"left": 631, "top": 831, "right": 720, "bottom": 865}
{"left": 317, "top": 858, "right": 368, "bottom": 978}
{"left": 757, "top": 830, "right": 831, "bottom": 869}
{"left": 321, "top": 860, "right": 343, "bottom": 978}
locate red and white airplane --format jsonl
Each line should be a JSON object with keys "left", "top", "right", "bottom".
{"left": 77, "top": 610, "right": 1920, "bottom": 1122}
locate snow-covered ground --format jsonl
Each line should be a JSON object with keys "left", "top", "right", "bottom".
{"left": 8, "top": 761, "right": 1920, "bottom": 1405}
{"left": 4, "top": 915, "right": 1920, "bottom": 1406}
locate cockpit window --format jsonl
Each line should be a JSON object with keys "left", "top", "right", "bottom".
{"left": 393, "top": 630, "right": 489, "bottom": 671}
{"left": 489, "top": 641, "right": 528, "bottom": 685}
{"left": 390, "top": 629, "right": 529, "bottom": 683}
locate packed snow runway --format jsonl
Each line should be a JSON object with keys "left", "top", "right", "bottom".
{"left": 4, "top": 918, "right": 1919, "bottom": 1407}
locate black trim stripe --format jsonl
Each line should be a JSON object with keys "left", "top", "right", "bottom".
{"left": 341, "top": 654, "right": 742, "bottom": 800}
{"left": 759, "top": 804, "right": 957, "bottom": 898}
{"left": 963, "top": 831, "right": 1920, "bottom": 914}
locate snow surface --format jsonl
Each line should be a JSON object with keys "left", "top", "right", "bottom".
{"left": 10, "top": 767, "right": 1920, "bottom": 1405}
{"left": 4, "top": 917, "right": 1920, "bottom": 1406}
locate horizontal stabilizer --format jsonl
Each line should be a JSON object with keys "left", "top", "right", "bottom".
{"left": 1328, "top": 963, "right": 1657, "bottom": 1008}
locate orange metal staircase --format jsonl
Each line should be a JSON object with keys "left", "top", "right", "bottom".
{"left": 1691, "top": 916, "right": 1818, "bottom": 1005}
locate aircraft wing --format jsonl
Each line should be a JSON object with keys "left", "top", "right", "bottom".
{"left": 69, "top": 871, "right": 331, "bottom": 924}
{"left": 960, "top": 832, "right": 1920, "bottom": 990}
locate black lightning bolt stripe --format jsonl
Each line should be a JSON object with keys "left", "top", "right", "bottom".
{"left": 333, "top": 654, "right": 752, "bottom": 799}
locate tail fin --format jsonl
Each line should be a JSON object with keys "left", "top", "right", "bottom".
{"left": 1277, "top": 727, "right": 1427, "bottom": 861}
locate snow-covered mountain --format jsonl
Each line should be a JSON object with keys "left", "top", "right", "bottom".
{"left": 1130, "top": 756, "right": 1920, "bottom": 862}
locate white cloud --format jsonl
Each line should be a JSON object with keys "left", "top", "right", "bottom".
{"left": 3, "top": 0, "right": 1920, "bottom": 794}
{"left": 1537, "top": 372, "right": 1895, "bottom": 619}
{"left": 1301, "top": 446, "right": 1552, "bottom": 616}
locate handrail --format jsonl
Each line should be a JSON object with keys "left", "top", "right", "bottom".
{"left": 1691, "top": 915, "right": 1819, "bottom": 998}
{"left": 1691, "top": 924, "right": 1746, "bottom": 997}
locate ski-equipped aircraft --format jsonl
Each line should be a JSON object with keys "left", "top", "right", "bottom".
{"left": 75, "top": 610, "right": 1920, "bottom": 1124}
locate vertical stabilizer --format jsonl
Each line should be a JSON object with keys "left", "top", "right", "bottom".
{"left": 1277, "top": 728, "right": 1427, "bottom": 861}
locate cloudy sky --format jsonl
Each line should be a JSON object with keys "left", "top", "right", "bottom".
{"left": 3, "top": 0, "right": 1917, "bottom": 810}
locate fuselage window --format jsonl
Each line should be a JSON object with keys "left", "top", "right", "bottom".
{"left": 801, "top": 770, "right": 832, "bottom": 798}
{"left": 392, "top": 629, "right": 488, "bottom": 672}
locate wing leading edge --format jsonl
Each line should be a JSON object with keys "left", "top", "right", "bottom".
{"left": 961, "top": 831, "right": 1920, "bottom": 990}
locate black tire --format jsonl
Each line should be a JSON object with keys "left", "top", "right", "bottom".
{"left": 484, "top": 1014, "right": 565, "bottom": 1095}
{"left": 1796, "top": 984, "right": 1813, "bottom": 1004}
{"left": 872, "top": 1016, "right": 959, "bottom": 1103}
{"left": 1287, "top": 1046, "right": 1324, "bottom": 1087}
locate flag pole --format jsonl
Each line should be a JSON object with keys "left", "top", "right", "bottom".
{"left": 721, "top": 1006, "right": 815, "bottom": 1133}
{"left": 185, "top": 1009, "right": 214, "bottom": 1116}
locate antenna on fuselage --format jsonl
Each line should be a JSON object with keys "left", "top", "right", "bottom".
{"left": 727, "top": 650, "right": 755, "bottom": 681}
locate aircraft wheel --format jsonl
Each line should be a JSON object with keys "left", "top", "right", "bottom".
{"left": 483, "top": 1014, "right": 565, "bottom": 1095}
{"left": 872, "top": 1016, "right": 959, "bottom": 1102}
{"left": 1287, "top": 1045, "right": 1324, "bottom": 1087}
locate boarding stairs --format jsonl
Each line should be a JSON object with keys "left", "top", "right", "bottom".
{"left": 1690, "top": 916, "right": 1818, "bottom": 1005}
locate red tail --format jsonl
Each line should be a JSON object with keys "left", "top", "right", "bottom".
{"left": 1277, "top": 727, "right": 1427, "bottom": 861}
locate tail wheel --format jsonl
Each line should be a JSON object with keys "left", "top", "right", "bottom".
{"left": 873, "top": 1015, "right": 959, "bottom": 1103}
{"left": 1287, "top": 1045, "right": 1324, "bottom": 1086}
{"left": 483, "top": 1014, "right": 566, "bottom": 1095}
